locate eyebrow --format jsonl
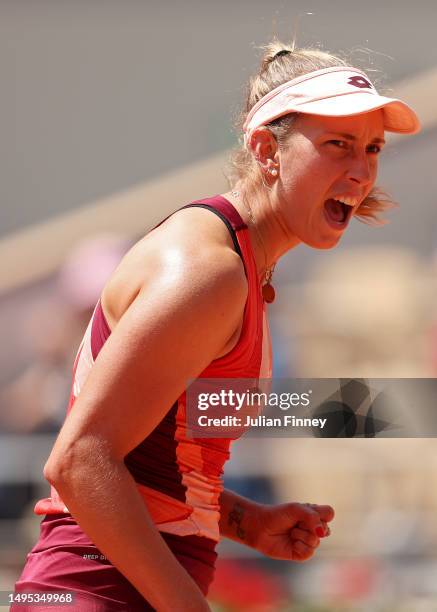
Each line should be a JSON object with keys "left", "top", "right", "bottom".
{"left": 328, "top": 132, "right": 386, "bottom": 145}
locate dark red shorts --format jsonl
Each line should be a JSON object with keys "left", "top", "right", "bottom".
{"left": 13, "top": 514, "right": 217, "bottom": 611}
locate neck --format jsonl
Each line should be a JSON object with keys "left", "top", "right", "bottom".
{"left": 222, "top": 182, "right": 300, "bottom": 281}
{"left": 224, "top": 189, "right": 270, "bottom": 281}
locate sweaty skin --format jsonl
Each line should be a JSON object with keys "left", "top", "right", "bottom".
{"left": 43, "top": 105, "right": 382, "bottom": 607}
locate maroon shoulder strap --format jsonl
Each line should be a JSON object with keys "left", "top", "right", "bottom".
{"left": 187, "top": 195, "right": 247, "bottom": 231}
{"left": 149, "top": 195, "right": 247, "bottom": 260}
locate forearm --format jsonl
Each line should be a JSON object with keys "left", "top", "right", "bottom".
{"left": 220, "top": 489, "right": 332, "bottom": 563}
{"left": 219, "top": 488, "right": 262, "bottom": 548}
{"left": 48, "top": 455, "right": 209, "bottom": 612}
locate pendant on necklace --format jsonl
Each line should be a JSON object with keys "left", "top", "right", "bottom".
{"left": 262, "top": 281, "right": 275, "bottom": 303}
{"left": 262, "top": 266, "right": 276, "bottom": 303}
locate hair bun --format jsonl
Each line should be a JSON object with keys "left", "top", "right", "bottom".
{"left": 273, "top": 49, "right": 292, "bottom": 60}
{"left": 259, "top": 42, "right": 293, "bottom": 71}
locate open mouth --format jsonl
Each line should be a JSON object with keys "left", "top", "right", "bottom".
{"left": 323, "top": 198, "right": 354, "bottom": 228}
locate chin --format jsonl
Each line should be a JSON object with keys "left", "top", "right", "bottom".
{"left": 303, "top": 232, "right": 342, "bottom": 250}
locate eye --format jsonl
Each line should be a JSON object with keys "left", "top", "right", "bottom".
{"left": 328, "top": 140, "right": 348, "bottom": 149}
{"left": 366, "top": 144, "right": 382, "bottom": 154}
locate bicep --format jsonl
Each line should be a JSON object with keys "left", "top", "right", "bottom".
{"left": 45, "top": 249, "right": 247, "bottom": 474}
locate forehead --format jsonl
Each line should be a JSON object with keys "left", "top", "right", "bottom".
{"left": 293, "top": 110, "right": 385, "bottom": 140}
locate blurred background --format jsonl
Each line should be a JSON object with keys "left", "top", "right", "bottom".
{"left": 2, "top": 1, "right": 437, "bottom": 610}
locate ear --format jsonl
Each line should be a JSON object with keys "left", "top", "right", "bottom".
{"left": 248, "top": 127, "right": 280, "bottom": 175}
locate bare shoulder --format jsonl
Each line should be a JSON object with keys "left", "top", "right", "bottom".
{"left": 101, "top": 205, "right": 247, "bottom": 328}
{"left": 44, "top": 206, "right": 250, "bottom": 467}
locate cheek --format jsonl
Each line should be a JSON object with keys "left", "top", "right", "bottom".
{"left": 280, "top": 141, "right": 320, "bottom": 182}
{"left": 282, "top": 157, "right": 326, "bottom": 197}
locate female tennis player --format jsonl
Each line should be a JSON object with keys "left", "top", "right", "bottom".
{"left": 12, "top": 41, "right": 420, "bottom": 611}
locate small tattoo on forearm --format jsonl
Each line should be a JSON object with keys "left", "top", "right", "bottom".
{"left": 228, "top": 503, "right": 245, "bottom": 540}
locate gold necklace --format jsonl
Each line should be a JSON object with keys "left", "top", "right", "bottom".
{"left": 231, "top": 190, "right": 276, "bottom": 303}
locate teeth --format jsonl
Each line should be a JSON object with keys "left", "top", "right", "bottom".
{"left": 335, "top": 195, "right": 360, "bottom": 207}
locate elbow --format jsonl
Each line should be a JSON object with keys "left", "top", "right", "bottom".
{"left": 43, "top": 436, "right": 116, "bottom": 486}
{"left": 43, "top": 459, "right": 65, "bottom": 485}
{"left": 43, "top": 436, "right": 93, "bottom": 485}
{"left": 43, "top": 449, "right": 78, "bottom": 485}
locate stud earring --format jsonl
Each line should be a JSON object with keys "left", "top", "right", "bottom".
{"left": 270, "top": 168, "right": 278, "bottom": 176}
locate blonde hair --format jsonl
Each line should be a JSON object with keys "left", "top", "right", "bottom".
{"left": 225, "top": 40, "right": 396, "bottom": 226}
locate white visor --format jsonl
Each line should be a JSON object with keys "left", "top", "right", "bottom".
{"left": 243, "top": 66, "right": 420, "bottom": 145}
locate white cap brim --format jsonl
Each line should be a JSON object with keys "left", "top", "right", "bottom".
{"left": 291, "top": 92, "right": 420, "bottom": 134}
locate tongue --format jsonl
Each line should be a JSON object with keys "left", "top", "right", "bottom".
{"left": 325, "top": 199, "right": 345, "bottom": 223}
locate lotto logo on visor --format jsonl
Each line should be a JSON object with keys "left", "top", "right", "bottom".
{"left": 347, "top": 75, "right": 373, "bottom": 89}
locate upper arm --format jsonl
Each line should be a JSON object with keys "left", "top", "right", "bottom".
{"left": 45, "top": 238, "right": 247, "bottom": 478}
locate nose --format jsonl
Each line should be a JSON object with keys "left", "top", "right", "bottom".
{"left": 346, "top": 151, "right": 373, "bottom": 186}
